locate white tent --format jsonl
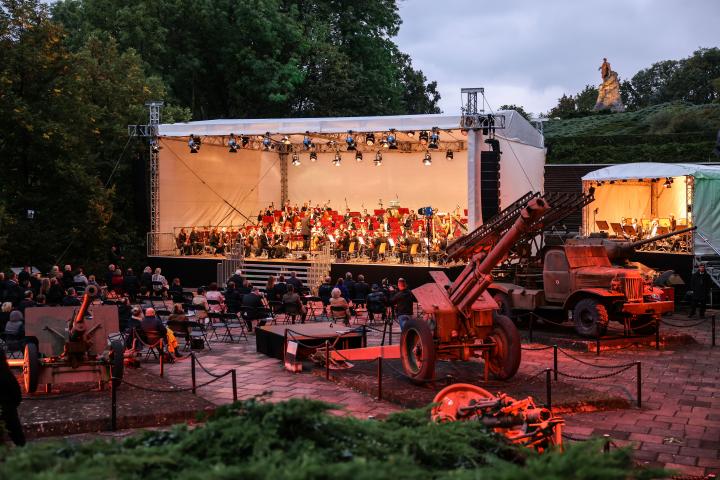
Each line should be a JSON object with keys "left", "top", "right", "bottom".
{"left": 582, "top": 162, "right": 720, "bottom": 256}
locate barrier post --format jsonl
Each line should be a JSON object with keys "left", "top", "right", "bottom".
{"left": 325, "top": 340, "right": 330, "bottom": 380}
{"left": 528, "top": 314, "right": 534, "bottom": 343}
{"left": 596, "top": 331, "right": 601, "bottom": 357}
{"left": 231, "top": 369, "right": 238, "bottom": 402}
{"left": 110, "top": 377, "right": 118, "bottom": 431}
{"left": 545, "top": 368, "right": 552, "bottom": 410}
{"left": 389, "top": 319, "right": 393, "bottom": 345}
{"left": 159, "top": 340, "right": 165, "bottom": 377}
{"left": 191, "top": 354, "right": 197, "bottom": 394}
{"left": 636, "top": 362, "right": 642, "bottom": 408}
{"left": 603, "top": 434, "right": 611, "bottom": 453}
{"left": 553, "top": 345, "right": 558, "bottom": 381}
{"left": 655, "top": 317, "right": 660, "bottom": 351}
{"left": 377, "top": 357, "right": 383, "bottom": 401}
{"left": 712, "top": 315, "right": 716, "bottom": 347}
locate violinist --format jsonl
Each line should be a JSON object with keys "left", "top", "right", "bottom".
{"left": 177, "top": 228, "right": 189, "bottom": 255}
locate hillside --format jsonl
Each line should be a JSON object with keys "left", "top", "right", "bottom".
{"left": 543, "top": 102, "right": 720, "bottom": 164}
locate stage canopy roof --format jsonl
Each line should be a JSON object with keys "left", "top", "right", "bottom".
{"left": 158, "top": 111, "right": 544, "bottom": 149}
{"left": 582, "top": 162, "right": 720, "bottom": 181}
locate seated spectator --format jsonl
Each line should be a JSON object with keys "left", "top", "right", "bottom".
{"left": 237, "top": 279, "right": 252, "bottom": 295}
{"left": 141, "top": 307, "right": 181, "bottom": 359}
{"left": 281, "top": 285, "right": 307, "bottom": 323}
{"left": 335, "top": 278, "right": 350, "bottom": 301}
{"left": 265, "top": 275, "right": 275, "bottom": 294}
{"left": 205, "top": 282, "right": 225, "bottom": 312}
{"left": 287, "top": 271, "right": 303, "bottom": 292}
{"left": 228, "top": 269, "right": 244, "bottom": 288}
{"left": 73, "top": 267, "right": 89, "bottom": 287}
{"left": 125, "top": 306, "right": 144, "bottom": 347}
{"left": 167, "top": 303, "right": 190, "bottom": 345}
{"left": 168, "top": 277, "right": 184, "bottom": 300}
{"left": 87, "top": 274, "right": 100, "bottom": 290}
{"left": 4, "top": 272, "right": 23, "bottom": 307}
{"left": 318, "top": 277, "right": 333, "bottom": 312}
{"left": 61, "top": 265, "right": 75, "bottom": 290}
{"left": 224, "top": 282, "right": 242, "bottom": 314}
{"left": 110, "top": 268, "right": 124, "bottom": 294}
{"left": 123, "top": 268, "right": 140, "bottom": 300}
{"left": 367, "top": 284, "right": 387, "bottom": 322}
{"left": 354, "top": 274, "right": 370, "bottom": 302}
{"left": 151, "top": 268, "right": 168, "bottom": 296}
{"left": 0, "top": 302, "right": 12, "bottom": 332}
{"left": 271, "top": 275, "right": 288, "bottom": 302}
{"left": 0, "top": 349, "right": 25, "bottom": 446}
{"left": 46, "top": 277, "right": 65, "bottom": 305}
{"left": 62, "top": 287, "right": 82, "bottom": 306}
{"left": 4, "top": 310, "right": 24, "bottom": 338}
{"left": 241, "top": 286, "right": 268, "bottom": 332}
{"left": 192, "top": 287, "right": 209, "bottom": 321}
{"left": 34, "top": 294, "right": 47, "bottom": 307}
{"left": 18, "top": 291, "right": 35, "bottom": 314}
{"left": 117, "top": 298, "right": 132, "bottom": 332}
{"left": 140, "top": 266, "right": 153, "bottom": 292}
{"left": 329, "top": 288, "right": 350, "bottom": 326}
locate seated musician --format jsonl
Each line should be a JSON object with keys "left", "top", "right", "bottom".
{"left": 255, "top": 228, "right": 270, "bottom": 256}
{"left": 209, "top": 228, "right": 220, "bottom": 255}
{"left": 177, "top": 228, "right": 188, "bottom": 255}
{"left": 189, "top": 227, "right": 202, "bottom": 255}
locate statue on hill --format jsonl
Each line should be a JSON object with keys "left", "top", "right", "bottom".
{"left": 594, "top": 58, "right": 625, "bottom": 112}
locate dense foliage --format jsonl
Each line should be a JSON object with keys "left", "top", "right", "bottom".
{"left": 0, "top": 0, "right": 439, "bottom": 272}
{"left": 0, "top": 399, "right": 663, "bottom": 479}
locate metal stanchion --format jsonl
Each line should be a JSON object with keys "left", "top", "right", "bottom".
{"left": 110, "top": 377, "right": 118, "bottom": 431}
{"left": 191, "top": 354, "right": 197, "bottom": 394}
{"left": 377, "top": 357, "right": 383, "bottom": 401}
{"left": 325, "top": 340, "right": 330, "bottom": 380}
{"left": 231, "top": 369, "right": 238, "bottom": 402}
{"left": 545, "top": 368, "right": 552, "bottom": 409}
{"left": 596, "top": 331, "right": 601, "bottom": 356}
{"left": 655, "top": 317, "right": 660, "bottom": 350}
{"left": 553, "top": 345, "right": 558, "bottom": 381}
{"left": 603, "top": 434, "right": 611, "bottom": 453}
{"left": 159, "top": 340, "right": 165, "bottom": 377}
{"left": 528, "top": 314, "right": 534, "bottom": 343}
{"left": 636, "top": 362, "right": 642, "bottom": 408}
{"left": 712, "top": 315, "right": 716, "bottom": 347}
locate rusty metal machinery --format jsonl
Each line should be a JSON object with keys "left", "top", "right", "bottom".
{"left": 431, "top": 383, "right": 563, "bottom": 453}
{"left": 17, "top": 285, "right": 125, "bottom": 393}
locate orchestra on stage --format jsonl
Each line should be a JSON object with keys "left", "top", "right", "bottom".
{"left": 174, "top": 201, "right": 469, "bottom": 263}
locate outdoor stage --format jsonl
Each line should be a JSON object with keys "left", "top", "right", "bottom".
{"left": 147, "top": 254, "right": 465, "bottom": 289}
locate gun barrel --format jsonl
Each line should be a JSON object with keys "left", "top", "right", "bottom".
{"left": 630, "top": 226, "right": 696, "bottom": 249}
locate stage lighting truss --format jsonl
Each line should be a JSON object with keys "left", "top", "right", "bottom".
{"left": 333, "top": 151, "right": 342, "bottom": 166}
{"left": 423, "top": 151, "right": 432, "bottom": 166}
{"left": 188, "top": 134, "right": 201, "bottom": 153}
{"left": 374, "top": 151, "right": 383, "bottom": 166}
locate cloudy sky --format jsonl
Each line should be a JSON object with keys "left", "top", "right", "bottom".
{"left": 396, "top": 0, "right": 720, "bottom": 116}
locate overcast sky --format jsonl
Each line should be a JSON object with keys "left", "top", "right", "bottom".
{"left": 395, "top": 0, "right": 720, "bottom": 116}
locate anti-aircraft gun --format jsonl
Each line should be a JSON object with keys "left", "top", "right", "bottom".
{"left": 404, "top": 197, "right": 549, "bottom": 381}
{"left": 14, "top": 285, "right": 125, "bottom": 393}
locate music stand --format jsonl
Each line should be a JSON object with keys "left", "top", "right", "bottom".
{"left": 610, "top": 223, "right": 624, "bottom": 236}
{"left": 622, "top": 225, "right": 637, "bottom": 237}
{"left": 656, "top": 226, "right": 669, "bottom": 235}
{"left": 595, "top": 220, "right": 610, "bottom": 232}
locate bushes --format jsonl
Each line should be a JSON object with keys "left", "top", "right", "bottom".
{"left": 0, "top": 398, "right": 663, "bottom": 479}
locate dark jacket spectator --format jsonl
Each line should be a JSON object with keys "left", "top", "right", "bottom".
{"left": 140, "top": 267, "right": 153, "bottom": 292}
{"left": 318, "top": 278, "right": 333, "bottom": 307}
{"left": 390, "top": 287, "right": 415, "bottom": 316}
{"left": 228, "top": 270, "right": 245, "bottom": 288}
{"left": 123, "top": 269, "right": 140, "bottom": 298}
{"left": 62, "top": 288, "right": 82, "bottom": 306}
{"left": 271, "top": 277, "right": 288, "bottom": 302}
{"left": 225, "top": 283, "right": 243, "bottom": 313}
{"left": 335, "top": 279, "right": 350, "bottom": 301}
{"left": 241, "top": 288, "right": 268, "bottom": 330}
{"left": 3, "top": 275, "right": 23, "bottom": 307}
{"left": 0, "top": 350, "right": 25, "bottom": 446}
{"left": 343, "top": 273, "right": 356, "bottom": 299}
{"left": 18, "top": 291, "right": 35, "bottom": 314}
{"left": 353, "top": 276, "right": 370, "bottom": 301}
{"left": 0, "top": 302, "right": 12, "bottom": 332}
{"left": 141, "top": 311, "right": 167, "bottom": 338}
{"left": 61, "top": 266, "right": 75, "bottom": 290}
{"left": 367, "top": 287, "right": 387, "bottom": 320}
{"left": 286, "top": 272, "right": 303, "bottom": 292}
{"left": 46, "top": 279, "right": 65, "bottom": 306}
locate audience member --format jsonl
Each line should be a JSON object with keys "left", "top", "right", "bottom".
{"left": 390, "top": 278, "right": 415, "bottom": 330}
{"left": 205, "top": 282, "right": 225, "bottom": 312}
{"left": 46, "top": 277, "right": 64, "bottom": 305}
{"left": 123, "top": 268, "right": 140, "bottom": 300}
{"left": 152, "top": 268, "right": 168, "bottom": 296}
{"left": 141, "top": 307, "right": 181, "bottom": 360}
{"left": 4, "top": 310, "right": 24, "bottom": 337}
{"left": 353, "top": 274, "right": 370, "bottom": 301}
{"left": 61, "top": 265, "right": 75, "bottom": 290}
{"left": 281, "top": 284, "right": 306, "bottom": 323}
{"left": 0, "top": 350, "right": 25, "bottom": 446}
{"left": 62, "top": 287, "right": 82, "bottom": 306}
{"left": 18, "top": 291, "right": 35, "bottom": 313}
{"left": 271, "top": 275, "right": 288, "bottom": 302}
{"left": 367, "top": 284, "right": 387, "bottom": 322}
{"left": 192, "top": 287, "right": 209, "bottom": 321}
{"left": 241, "top": 286, "right": 267, "bottom": 331}
{"left": 73, "top": 267, "right": 89, "bottom": 287}
{"left": 228, "top": 269, "right": 244, "bottom": 287}
{"left": 287, "top": 271, "right": 303, "bottom": 292}
{"left": 343, "top": 272, "right": 356, "bottom": 299}
{"left": 329, "top": 287, "right": 350, "bottom": 326}
{"left": 0, "top": 302, "right": 12, "bottom": 332}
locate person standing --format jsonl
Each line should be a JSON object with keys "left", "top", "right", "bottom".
{"left": 0, "top": 350, "right": 25, "bottom": 446}
{"left": 689, "top": 263, "right": 712, "bottom": 318}
{"left": 389, "top": 278, "right": 415, "bottom": 330}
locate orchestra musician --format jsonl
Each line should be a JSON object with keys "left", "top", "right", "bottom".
{"left": 189, "top": 227, "right": 202, "bottom": 255}
{"left": 177, "top": 228, "right": 189, "bottom": 255}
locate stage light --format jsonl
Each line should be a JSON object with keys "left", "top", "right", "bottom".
{"left": 303, "top": 134, "right": 314, "bottom": 150}
{"left": 664, "top": 178, "right": 673, "bottom": 188}
{"left": 446, "top": 150, "right": 453, "bottom": 160}
{"left": 262, "top": 132, "right": 272, "bottom": 150}
{"left": 281, "top": 135, "right": 291, "bottom": 145}
{"left": 310, "top": 151, "right": 318, "bottom": 162}
{"left": 355, "top": 151, "right": 363, "bottom": 162}
{"left": 609, "top": 180, "right": 615, "bottom": 184}
{"left": 228, "top": 133, "right": 239, "bottom": 153}
{"left": 374, "top": 151, "right": 383, "bottom": 166}
{"left": 188, "top": 134, "right": 201, "bottom": 153}
{"left": 419, "top": 130, "right": 429, "bottom": 145}
{"left": 407, "top": 131, "right": 415, "bottom": 138}
{"left": 346, "top": 131, "right": 356, "bottom": 151}
{"left": 387, "top": 130, "right": 398, "bottom": 149}
{"left": 241, "top": 136, "right": 250, "bottom": 147}
{"left": 423, "top": 151, "right": 432, "bottom": 166}
{"left": 150, "top": 139, "right": 161, "bottom": 153}
{"left": 333, "top": 151, "right": 342, "bottom": 166}
{"left": 365, "top": 133, "right": 375, "bottom": 146}
{"left": 485, "top": 138, "right": 501, "bottom": 153}
{"left": 380, "top": 134, "right": 389, "bottom": 149}
{"left": 428, "top": 127, "right": 439, "bottom": 149}
{"left": 291, "top": 152, "right": 301, "bottom": 166}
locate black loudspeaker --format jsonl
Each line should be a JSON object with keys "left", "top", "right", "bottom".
{"left": 480, "top": 150, "right": 500, "bottom": 222}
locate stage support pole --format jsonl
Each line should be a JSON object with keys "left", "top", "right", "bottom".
{"left": 279, "top": 151, "right": 289, "bottom": 206}
{"left": 467, "top": 129, "right": 483, "bottom": 231}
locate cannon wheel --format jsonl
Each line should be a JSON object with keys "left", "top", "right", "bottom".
{"left": 492, "top": 291, "right": 514, "bottom": 320}
{"left": 400, "top": 318, "right": 436, "bottom": 382}
{"left": 486, "top": 314, "right": 521, "bottom": 380}
{"left": 573, "top": 298, "right": 609, "bottom": 338}
{"left": 109, "top": 341, "right": 125, "bottom": 385}
{"left": 23, "top": 343, "right": 40, "bottom": 393}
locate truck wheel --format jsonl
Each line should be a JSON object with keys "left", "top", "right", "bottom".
{"left": 109, "top": 341, "right": 125, "bottom": 384}
{"left": 486, "top": 314, "right": 521, "bottom": 380}
{"left": 23, "top": 343, "right": 40, "bottom": 394}
{"left": 492, "top": 292, "right": 514, "bottom": 320}
{"left": 400, "top": 318, "right": 436, "bottom": 383}
{"left": 573, "top": 298, "right": 609, "bottom": 338}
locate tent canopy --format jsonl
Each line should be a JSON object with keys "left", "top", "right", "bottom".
{"left": 158, "top": 110, "right": 544, "bottom": 149}
{"left": 582, "top": 162, "right": 720, "bottom": 181}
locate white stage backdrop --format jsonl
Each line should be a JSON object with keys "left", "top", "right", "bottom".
{"left": 158, "top": 137, "right": 544, "bottom": 232}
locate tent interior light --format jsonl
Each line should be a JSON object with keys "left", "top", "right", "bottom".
{"left": 445, "top": 150, "right": 453, "bottom": 160}
{"left": 374, "top": 151, "right": 383, "bottom": 166}
{"left": 333, "top": 151, "right": 342, "bottom": 166}
{"left": 355, "top": 151, "right": 363, "bottom": 162}
{"left": 228, "top": 133, "right": 238, "bottom": 153}
{"left": 310, "top": 151, "right": 318, "bottom": 162}
{"left": 428, "top": 127, "right": 439, "bottom": 149}
{"left": 365, "top": 133, "right": 375, "bottom": 146}
{"left": 419, "top": 130, "right": 429, "bottom": 145}
{"left": 291, "top": 152, "right": 300, "bottom": 166}
{"left": 423, "top": 152, "right": 432, "bottom": 166}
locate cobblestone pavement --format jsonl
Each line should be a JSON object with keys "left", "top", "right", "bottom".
{"left": 146, "top": 310, "right": 719, "bottom": 477}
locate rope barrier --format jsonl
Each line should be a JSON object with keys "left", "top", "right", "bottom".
{"left": 521, "top": 344, "right": 554, "bottom": 351}
{"left": 557, "top": 348, "right": 637, "bottom": 369}
{"left": 22, "top": 385, "right": 99, "bottom": 400}
{"left": 555, "top": 364, "right": 635, "bottom": 381}
{"left": 660, "top": 317, "right": 711, "bottom": 328}
{"left": 192, "top": 354, "right": 231, "bottom": 378}
{"left": 116, "top": 372, "right": 231, "bottom": 393}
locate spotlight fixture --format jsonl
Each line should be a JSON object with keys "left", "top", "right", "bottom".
{"left": 291, "top": 152, "right": 301, "bottom": 166}
{"left": 387, "top": 129, "right": 398, "bottom": 149}
{"left": 188, "top": 134, "right": 201, "bottom": 153}
{"left": 355, "top": 151, "right": 363, "bottom": 162}
{"left": 419, "top": 130, "right": 429, "bottom": 145}
{"left": 428, "top": 127, "right": 439, "bottom": 149}
{"left": 241, "top": 136, "right": 250, "bottom": 147}
{"left": 407, "top": 131, "right": 415, "bottom": 138}
{"left": 333, "top": 151, "right": 342, "bottom": 166}
{"left": 228, "top": 133, "right": 239, "bottom": 153}
{"left": 365, "top": 133, "right": 375, "bottom": 146}
{"left": 423, "top": 151, "right": 432, "bottom": 166}
{"left": 281, "top": 135, "right": 291, "bottom": 145}
{"left": 663, "top": 177, "right": 673, "bottom": 188}
{"left": 303, "top": 133, "right": 314, "bottom": 150}
{"left": 310, "top": 151, "right": 318, "bottom": 162}
{"left": 346, "top": 131, "right": 356, "bottom": 151}
{"left": 150, "top": 139, "right": 161, "bottom": 153}
{"left": 380, "top": 134, "right": 389, "bottom": 149}
{"left": 262, "top": 132, "right": 272, "bottom": 150}
{"left": 374, "top": 151, "right": 383, "bottom": 166}
{"left": 445, "top": 150, "right": 453, "bottom": 160}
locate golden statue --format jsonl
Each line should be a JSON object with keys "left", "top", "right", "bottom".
{"left": 599, "top": 58, "right": 611, "bottom": 81}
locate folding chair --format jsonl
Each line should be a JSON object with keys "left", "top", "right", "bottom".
{"left": 268, "top": 301, "right": 283, "bottom": 325}
{"left": 223, "top": 312, "right": 248, "bottom": 341}
{"left": 187, "top": 320, "right": 212, "bottom": 350}
{"left": 330, "top": 305, "right": 350, "bottom": 326}
{"left": 167, "top": 320, "right": 192, "bottom": 351}
{"left": 303, "top": 296, "right": 321, "bottom": 321}
{"left": 207, "top": 311, "right": 231, "bottom": 342}
{"left": 281, "top": 302, "right": 303, "bottom": 324}
{"left": 134, "top": 329, "right": 166, "bottom": 362}
{"left": 351, "top": 298, "right": 367, "bottom": 324}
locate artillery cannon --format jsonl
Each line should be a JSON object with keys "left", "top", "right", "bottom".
{"left": 404, "top": 197, "right": 549, "bottom": 381}
{"left": 565, "top": 226, "right": 696, "bottom": 262}
{"left": 18, "top": 285, "right": 125, "bottom": 393}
